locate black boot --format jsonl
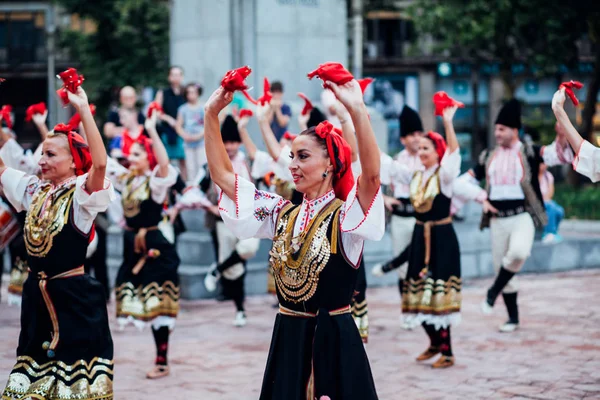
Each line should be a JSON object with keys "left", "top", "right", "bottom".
{"left": 398, "top": 279, "right": 404, "bottom": 297}
{"left": 486, "top": 267, "right": 515, "bottom": 307}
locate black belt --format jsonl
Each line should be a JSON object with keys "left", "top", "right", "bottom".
{"left": 490, "top": 199, "right": 527, "bottom": 218}
{"left": 392, "top": 198, "right": 415, "bottom": 217}
{"left": 495, "top": 206, "right": 526, "bottom": 218}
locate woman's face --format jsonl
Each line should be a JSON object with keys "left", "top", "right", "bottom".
{"left": 127, "top": 142, "right": 150, "bottom": 173}
{"left": 289, "top": 135, "right": 332, "bottom": 195}
{"left": 418, "top": 137, "right": 439, "bottom": 168}
{"left": 39, "top": 136, "right": 75, "bottom": 183}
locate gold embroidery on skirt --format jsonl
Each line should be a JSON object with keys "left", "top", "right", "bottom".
{"left": 116, "top": 281, "right": 180, "bottom": 320}
{"left": 402, "top": 276, "right": 462, "bottom": 314}
{"left": 3, "top": 356, "right": 113, "bottom": 400}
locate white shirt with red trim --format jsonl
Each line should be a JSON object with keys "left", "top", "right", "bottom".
{"left": 217, "top": 176, "right": 384, "bottom": 266}
{"left": 573, "top": 140, "right": 600, "bottom": 183}
{"left": 105, "top": 157, "right": 177, "bottom": 205}
{"left": 0, "top": 138, "right": 40, "bottom": 176}
{"left": 1, "top": 168, "right": 115, "bottom": 234}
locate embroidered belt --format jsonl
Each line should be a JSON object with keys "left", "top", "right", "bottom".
{"left": 495, "top": 205, "right": 526, "bottom": 218}
{"left": 34, "top": 266, "right": 85, "bottom": 358}
{"left": 416, "top": 216, "right": 453, "bottom": 278}
{"left": 392, "top": 198, "right": 415, "bottom": 217}
{"left": 124, "top": 225, "right": 161, "bottom": 274}
{"left": 279, "top": 305, "right": 351, "bottom": 318}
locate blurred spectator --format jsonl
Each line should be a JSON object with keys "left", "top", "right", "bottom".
{"left": 109, "top": 108, "right": 145, "bottom": 163}
{"left": 539, "top": 163, "right": 564, "bottom": 244}
{"left": 103, "top": 86, "right": 145, "bottom": 139}
{"left": 176, "top": 82, "right": 206, "bottom": 183}
{"left": 269, "top": 81, "right": 291, "bottom": 140}
{"left": 155, "top": 66, "right": 187, "bottom": 179}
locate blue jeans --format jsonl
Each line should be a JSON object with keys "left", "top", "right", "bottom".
{"left": 544, "top": 200, "right": 565, "bottom": 236}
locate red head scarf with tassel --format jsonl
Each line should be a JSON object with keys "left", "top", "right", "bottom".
{"left": 314, "top": 121, "right": 354, "bottom": 201}
{"left": 426, "top": 131, "right": 447, "bottom": 162}
{"left": 52, "top": 123, "right": 92, "bottom": 176}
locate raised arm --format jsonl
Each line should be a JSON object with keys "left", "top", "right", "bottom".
{"left": 144, "top": 111, "right": 170, "bottom": 178}
{"left": 334, "top": 101, "right": 359, "bottom": 162}
{"left": 237, "top": 116, "right": 257, "bottom": 160}
{"left": 68, "top": 87, "right": 107, "bottom": 192}
{"left": 442, "top": 105, "right": 459, "bottom": 154}
{"left": 204, "top": 87, "right": 236, "bottom": 200}
{"left": 32, "top": 111, "right": 49, "bottom": 141}
{"left": 257, "top": 103, "right": 283, "bottom": 160}
{"left": 327, "top": 80, "right": 380, "bottom": 212}
{"left": 552, "top": 88, "right": 583, "bottom": 151}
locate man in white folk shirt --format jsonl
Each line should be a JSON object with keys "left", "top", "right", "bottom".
{"left": 457, "top": 99, "right": 573, "bottom": 333}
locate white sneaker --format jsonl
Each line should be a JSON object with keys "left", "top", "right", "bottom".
{"left": 204, "top": 273, "right": 218, "bottom": 292}
{"left": 499, "top": 322, "right": 519, "bottom": 333}
{"left": 480, "top": 300, "right": 493, "bottom": 315}
{"left": 401, "top": 319, "right": 413, "bottom": 330}
{"left": 371, "top": 263, "right": 385, "bottom": 277}
{"left": 542, "top": 233, "right": 555, "bottom": 244}
{"left": 234, "top": 311, "right": 247, "bottom": 327}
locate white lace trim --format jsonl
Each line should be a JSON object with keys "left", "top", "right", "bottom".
{"left": 403, "top": 312, "right": 461, "bottom": 330}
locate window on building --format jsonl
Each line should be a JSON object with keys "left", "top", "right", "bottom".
{"left": 0, "top": 11, "right": 46, "bottom": 65}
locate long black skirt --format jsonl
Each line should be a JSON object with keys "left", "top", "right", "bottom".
{"left": 260, "top": 312, "right": 378, "bottom": 400}
{"left": 115, "top": 230, "right": 180, "bottom": 324}
{"left": 401, "top": 223, "right": 462, "bottom": 329}
{"left": 2, "top": 274, "right": 113, "bottom": 400}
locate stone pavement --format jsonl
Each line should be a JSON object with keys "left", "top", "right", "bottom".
{"left": 1, "top": 269, "right": 600, "bottom": 399}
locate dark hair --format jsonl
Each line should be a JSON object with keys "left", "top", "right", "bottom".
{"left": 270, "top": 81, "right": 284, "bottom": 93}
{"left": 169, "top": 65, "right": 184, "bottom": 75}
{"left": 184, "top": 82, "right": 203, "bottom": 101}
{"left": 307, "top": 107, "right": 327, "bottom": 128}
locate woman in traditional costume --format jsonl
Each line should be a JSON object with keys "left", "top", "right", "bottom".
{"left": 107, "top": 111, "right": 180, "bottom": 379}
{"left": 1, "top": 86, "right": 115, "bottom": 399}
{"left": 394, "top": 105, "right": 461, "bottom": 368}
{"left": 205, "top": 75, "right": 384, "bottom": 399}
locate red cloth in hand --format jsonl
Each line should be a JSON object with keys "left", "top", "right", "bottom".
{"left": 147, "top": 101, "right": 164, "bottom": 118}
{"left": 68, "top": 104, "right": 96, "bottom": 131}
{"left": 241, "top": 90, "right": 258, "bottom": 105}
{"left": 314, "top": 121, "right": 354, "bottom": 201}
{"left": 426, "top": 131, "right": 447, "bottom": 162}
{"left": 297, "top": 93, "right": 314, "bottom": 116}
{"left": 283, "top": 131, "right": 297, "bottom": 141}
{"left": 433, "top": 91, "right": 464, "bottom": 116}
{"left": 25, "top": 102, "right": 47, "bottom": 122}
{"left": 559, "top": 80, "right": 584, "bottom": 106}
{"left": 239, "top": 109, "right": 254, "bottom": 118}
{"left": 307, "top": 62, "right": 354, "bottom": 89}
{"left": 357, "top": 78, "right": 374, "bottom": 95}
{"left": 52, "top": 123, "right": 92, "bottom": 176}
{"left": 56, "top": 68, "right": 85, "bottom": 107}
{"left": 221, "top": 66, "right": 252, "bottom": 92}
{"left": 0, "top": 105, "right": 13, "bottom": 129}
{"left": 258, "top": 78, "right": 273, "bottom": 106}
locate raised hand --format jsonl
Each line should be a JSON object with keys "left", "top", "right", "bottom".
{"left": 442, "top": 105, "right": 458, "bottom": 123}
{"left": 205, "top": 86, "right": 234, "bottom": 116}
{"left": 325, "top": 80, "right": 365, "bottom": 113}
{"left": 32, "top": 110, "right": 48, "bottom": 126}
{"left": 66, "top": 86, "right": 90, "bottom": 111}
{"left": 552, "top": 88, "right": 567, "bottom": 113}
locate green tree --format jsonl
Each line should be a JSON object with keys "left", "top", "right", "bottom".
{"left": 55, "top": 0, "right": 170, "bottom": 119}
{"left": 406, "top": 0, "right": 600, "bottom": 152}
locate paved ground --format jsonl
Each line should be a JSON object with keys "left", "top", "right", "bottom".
{"left": 1, "top": 269, "right": 599, "bottom": 399}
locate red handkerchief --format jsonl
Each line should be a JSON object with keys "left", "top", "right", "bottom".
{"left": 221, "top": 66, "right": 252, "bottom": 92}
{"left": 56, "top": 68, "right": 85, "bottom": 107}
{"left": 307, "top": 62, "right": 354, "bottom": 89}
{"left": 433, "top": 91, "right": 464, "bottom": 116}
{"left": 0, "top": 105, "right": 13, "bottom": 129}
{"left": 239, "top": 109, "right": 254, "bottom": 118}
{"left": 147, "top": 101, "right": 164, "bottom": 118}
{"left": 297, "top": 93, "right": 314, "bottom": 116}
{"left": 559, "top": 80, "right": 584, "bottom": 106}
{"left": 358, "top": 78, "right": 374, "bottom": 94}
{"left": 25, "top": 102, "right": 47, "bottom": 122}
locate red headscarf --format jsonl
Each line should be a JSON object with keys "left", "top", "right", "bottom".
{"left": 133, "top": 135, "right": 157, "bottom": 170}
{"left": 314, "top": 121, "right": 354, "bottom": 201}
{"left": 426, "top": 131, "right": 447, "bottom": 162}
{"left": 52, "top": 123, "right": 92, "bottom": 176}
{"left": 283, "top": 131, "right": 297, "bottom": 141}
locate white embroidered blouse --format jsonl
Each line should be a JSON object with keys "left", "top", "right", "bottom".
{"left": 218, "top": 175, "right": 385, "bottom": 266}
{"left": 1, "top": 168, "right": 115, "bottom": 234}
{"left": 573, "top": 140, "right": 600, "bottom": 183}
